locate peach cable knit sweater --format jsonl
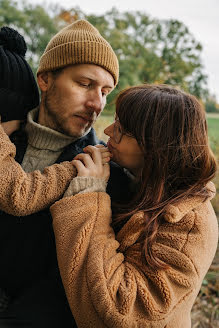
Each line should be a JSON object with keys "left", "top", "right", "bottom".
{"left": 51, "top": 182, "right": 218, "bottom": 328}
{"left": 0, "top": 124, "right": 76, "bottom": 216}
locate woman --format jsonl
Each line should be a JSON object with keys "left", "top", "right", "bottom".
{"left": 51, "top": 84, "right": 218, "bottom": 328}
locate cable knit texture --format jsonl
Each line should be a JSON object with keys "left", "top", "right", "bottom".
{"left": 64, "top": 176, "right": 107, "bottom": 197}
{"left": 22, "top": 108, "right": 77, "bottom": 172}
{"left": 51, "top": 182, "right": 218, "bottom": 328}
{"left": 0, "top": 124, "right": 76, "bottom": 216}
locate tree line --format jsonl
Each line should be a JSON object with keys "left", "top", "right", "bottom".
{"left": 0, "top": 0, "right": 218, "bottom": 112}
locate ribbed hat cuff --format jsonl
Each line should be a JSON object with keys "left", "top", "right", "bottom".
{"left": 37, "top": 42, "right": 118, "bottom": 85}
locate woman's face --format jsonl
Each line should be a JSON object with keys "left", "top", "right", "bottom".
{"left": 104, "top": 119, "right": 144, "bottom": 176}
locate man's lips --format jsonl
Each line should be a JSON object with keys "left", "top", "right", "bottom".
{"left": 74, "top": 115, "right": 93, "bottom": 124}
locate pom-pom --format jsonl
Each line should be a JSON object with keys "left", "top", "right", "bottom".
{"left": 0, "top": 26, "right": 27, "bottom": 57}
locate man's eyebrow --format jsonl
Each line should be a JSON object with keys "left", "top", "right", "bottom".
{"left": 103, "top": 85, "right": 114, "bottom": 90}
{"left": 78, "top": 75, "right": 114, "bottom": 89}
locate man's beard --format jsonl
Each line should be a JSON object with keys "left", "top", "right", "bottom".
{"left": 42, "top": 83, "right": 79, "bottom": 137}
{"left": 42, "top": 83, "right": 98, "bottom": 137}
{"left": 44, "top": 95, "right": 69, "bottom": 135}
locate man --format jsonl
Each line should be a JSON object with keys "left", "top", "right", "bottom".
{"left": 0, "top": 20, "right": 129, "bottom": 327}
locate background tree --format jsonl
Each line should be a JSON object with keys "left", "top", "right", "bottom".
{"left": 0, "top": 0, "right": 211, "bottom": 110}
{"left": 0, "top": 0, "right": 60, "bottom": 75}
{"left": 205, "top": 95, "right": 219, "bottom": 113}
{"left": 60, "top": 7, "right": 208, "bottom": 109}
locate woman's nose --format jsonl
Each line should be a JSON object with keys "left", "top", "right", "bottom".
{"left": 104, "top": 122, "right": 114, "bottom": 137}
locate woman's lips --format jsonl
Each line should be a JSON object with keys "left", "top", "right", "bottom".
{"left": 107, "top": 140, "right": 114, "bottom": 152}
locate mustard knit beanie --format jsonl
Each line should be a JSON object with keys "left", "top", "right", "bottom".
{"left": 37, "top": 19, "right": 119, "bottom": 85}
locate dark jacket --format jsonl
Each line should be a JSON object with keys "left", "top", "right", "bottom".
{"left": 0, "top": 127, "right": 130, "bottom": 328}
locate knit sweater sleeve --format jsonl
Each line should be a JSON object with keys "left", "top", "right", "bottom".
{"left": 50, "top": 191, "right": 214, "bottom": 327}
{"left": 63, "top": 176, "right": 107, "bottom": 197}
{"left": 0, "top": 125, "right": 76, "bottom": 216}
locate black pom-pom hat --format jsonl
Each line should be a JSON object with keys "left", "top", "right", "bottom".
{"left": 0, "top": 26, "right": 39, "bottom": 122}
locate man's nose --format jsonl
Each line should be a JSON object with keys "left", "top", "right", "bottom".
{"left": 86, "top": 89, "right": 104, "bottom": 115}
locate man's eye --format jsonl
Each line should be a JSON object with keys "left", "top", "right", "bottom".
{"left": 79, "top": 82, "right": 90, "bottom": 88}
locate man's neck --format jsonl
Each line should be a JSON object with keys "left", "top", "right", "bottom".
{"left": 25, "top": 108, "right": 77, "bottom": 151}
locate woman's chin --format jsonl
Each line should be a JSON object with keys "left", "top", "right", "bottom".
{"left": 111, "top": 157, "right": 123, "bottom": 168}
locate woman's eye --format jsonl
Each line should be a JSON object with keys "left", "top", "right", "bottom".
{"left": 114, "top": 121, "right": 122, "bottom": 134}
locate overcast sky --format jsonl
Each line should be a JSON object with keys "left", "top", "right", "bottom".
{"left": 31, "top": 0, "right": 219, "bottom": 101}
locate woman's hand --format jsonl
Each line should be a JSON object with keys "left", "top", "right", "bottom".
{"left": 1, "top": 120, "right": 22, "bottom": 136}
{"left": 72, "top": 145, "right": 111, "bottom": 181}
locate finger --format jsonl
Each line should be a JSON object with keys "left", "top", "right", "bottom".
{"left": 102, "top": 156, "right": 111, "bottom": 165}
{"left": 74, "top": 153, "right": 94, "bottom": 168}
{"left": 84, "top": 146, "right": 111, "bottom": 166}
{"left": 97, "top": 147, "right": 111, "bottom": 155}
{"left": 84, "top": 145, "right": 111, "bottom": 158}
{"left": 84, "top": 145, "right": 108, "bottom": 153}
{"left": 83, "top": 145, "right": 102, "bottom": 166}
{"left": 97, "top": 147, "right": 112, "bottom": 163}
{"left": 102, "top": 162, "right": 110, "bottom": 182}
{"left": 94, "top": 145, "right": 110, "bottom": 153}
{"left": 98, "top": 147, "right": 112, "bottom": 159}
{"left": 101, "top": 151, "right": 112, "bottom": 159}
{"left": 94, "top": 144, "right": 105, "bottom": 148}
{"left": 72, "top": 159, "right": 88, "bottom": 177}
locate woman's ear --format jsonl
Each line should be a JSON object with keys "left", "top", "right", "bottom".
{"left": 37, "top": 72, "right": 49, "bottom": 92}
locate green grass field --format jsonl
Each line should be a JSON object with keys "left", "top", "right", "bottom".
{"left": 207, "top": 117, "right": 219, "bottom": 144}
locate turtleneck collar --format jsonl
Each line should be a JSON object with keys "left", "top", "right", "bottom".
{"left": 25, "top": 108, "right": 78, "bottom": 152}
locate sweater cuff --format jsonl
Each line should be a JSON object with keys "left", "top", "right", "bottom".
{"left": 63, "top": 176, "right": 107, "bottom": 197}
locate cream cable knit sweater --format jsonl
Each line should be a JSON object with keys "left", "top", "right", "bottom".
{"left": 0, "top": 124, "right": 76, "bottom": 216}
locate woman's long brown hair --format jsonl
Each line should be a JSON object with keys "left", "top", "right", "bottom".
{"left": 112, "top": 84, "right": 217, "bottom": 270}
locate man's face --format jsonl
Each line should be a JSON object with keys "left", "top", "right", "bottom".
{"left": 37, "top": 64, "right": 114, "bottom": 138}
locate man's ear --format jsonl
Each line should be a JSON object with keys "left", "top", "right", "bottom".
{"left": 37, "top": 72, "right": 49, "bottom": 92}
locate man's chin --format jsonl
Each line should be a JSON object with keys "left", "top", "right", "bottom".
{"left": 64, "top": 126, "right": 92, "bottom": 138}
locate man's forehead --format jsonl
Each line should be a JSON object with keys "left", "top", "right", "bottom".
{"left": 71, "top": 64, "right": 115, "bottom": 87}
